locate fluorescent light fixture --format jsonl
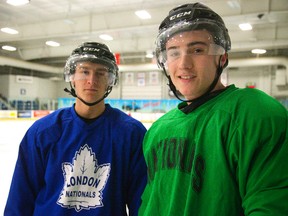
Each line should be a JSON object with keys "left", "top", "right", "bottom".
{"left": 146, "top": 53, "right": 153, "bottom": 58}
{"left": 251, "top": 49, "right": 266, "bottom": 54}
{"left": 6, "top": 0, "right": 30, "bottom": 6}
{"left": 135, "top": 10, "right": 151, "bottom": 19}
{"left": 63, "top": 19, "right": 75, "bottom": 25}
{"left": 227, "top": 0, "right": 240, "bottom": 9}
{"left": 45, "top": 41, "right": 60, "bottom": 47}
{"left": 1, "top": 27, "right": 19, "bottom": 34}
{"left": 146, "top": 50, "right": 153, "bottom": 58}
{"left": 99, "top": 34, "right": 113, "bottom": 41}
{"left": 239, "top": 23, "right": 252, "bottom": 31}
{"left": 2, "top": 45, "right": 17, "bottom": 51}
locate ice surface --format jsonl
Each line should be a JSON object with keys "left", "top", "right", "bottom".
{"left": 0, "top": 119, "right": 34, "bottom": 215}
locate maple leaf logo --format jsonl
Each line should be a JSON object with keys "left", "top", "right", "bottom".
{"left": 57, "top": 144, "right": 110, "bottom": 212}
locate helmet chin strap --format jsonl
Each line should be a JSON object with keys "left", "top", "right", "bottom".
{"left": 64, "top": 82, "right": 112, "bottom": 107}
{"left": 161, "top": 56, "right": 224, "bottom": 104}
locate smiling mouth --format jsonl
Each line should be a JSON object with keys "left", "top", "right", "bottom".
{"left": 179, "top": 75, "right": 195, "bottom": 80}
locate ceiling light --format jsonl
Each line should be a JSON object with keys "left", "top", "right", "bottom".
{"left": 251, "top": 49, "right": 266, "bottom": 54}
{"left": 1, "top": 27, "right": 19, "bottom": 34}
{"left": 239, "top": 23, "right": 252, "bottom": 31}
{"left": 146, "top": 53, "right": 153, "bottom": 58}
{"left": 63, "top": 19, "right": 75, "bottom": 25}
{"left": 49, "top": 76, "right": 62, "bottom": 81}
{"left": 99, "top": 34, "right": 113, "bottom": 41}
{"left": 45, "top": 41, "right": 60, "bottom": 47}
{"left": 6, "top": 0, "right": 30, "bottom": 6}
{"left": 135, "top": 10, "right": 151, "bottom": 19}
{"left": 146, "top": 50, "right": 153, "bottom": 58}
{"left": 227, "top": 0, "right": 240, "bottom": 9}
{"left": 2, "top": 45, "right": 17, "bottom": 51}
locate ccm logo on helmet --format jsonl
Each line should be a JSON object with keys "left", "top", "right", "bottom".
{"left": 83, "top": 47, "right": 100, "bottom": 52}
{"left": 169, "top": 11, "right": 192, "bottom": 21}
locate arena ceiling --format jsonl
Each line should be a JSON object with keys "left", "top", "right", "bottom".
{"left": 0, "top": 0, "right": 287, "bottom": 73}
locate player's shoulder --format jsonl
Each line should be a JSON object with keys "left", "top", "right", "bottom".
{"left": 106, "top": 104, "right": 147, "bottom": 132}
{"left": 224, "top": 85, "right": 287, "bottom": 119}
{"left": 232, "top": 86, "right": 284, "bottom": 109}
{"left": 31, "top": 107, "right": 72, "bottom": 131}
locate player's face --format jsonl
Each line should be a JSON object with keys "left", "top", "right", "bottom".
{"left": 72, "top": 62, "right": 110, "bottom": 103}
{"left": 165, "top": 30, "right": 225, "bottom": 101}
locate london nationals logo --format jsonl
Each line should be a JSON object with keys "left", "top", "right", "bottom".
{"left": 57, "top": 144, "right": 111, "bottom": 212}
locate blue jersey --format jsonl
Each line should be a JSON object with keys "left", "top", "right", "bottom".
{"left": 5, "top": 104, "right": 147, "bottom": 216}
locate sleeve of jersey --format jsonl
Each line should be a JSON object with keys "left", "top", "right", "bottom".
{"left": 126, "top": 123, "right": 147, "bottom": 216}
{"left": 230, "top": 98, "right": 288, "bottom": 215}
{"left": 4, "top": 124, "right": 45, "bottom": 215}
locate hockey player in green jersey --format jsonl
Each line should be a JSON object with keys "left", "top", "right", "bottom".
{"left": 139, "top": 2, "right": 288, "bottom": 216}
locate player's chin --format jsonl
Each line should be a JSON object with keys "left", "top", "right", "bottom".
{"left": 181, "top": 91, "right": 200, "bottom": 100}
{"left": 80, "top": 94, "right": 99, "bottom": 102}
{"left": 88, "top": 96, "right": 102, "bottom": 102}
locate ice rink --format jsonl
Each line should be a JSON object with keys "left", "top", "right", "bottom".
{"left": 0, "top": 119, "right": 34, "bottom": 215}
{"left": 0, "top": 119, "right": 151, "bottom": 214}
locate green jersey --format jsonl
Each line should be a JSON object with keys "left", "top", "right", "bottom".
{"left": 139, "top": 85, "right": 288, "bottom": 216}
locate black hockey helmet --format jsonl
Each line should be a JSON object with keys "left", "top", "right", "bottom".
{"left": 64, "top": 42, "right": 118, "bottom": 86}
{"left": 156, "top": 2, "right": 231, "bottom": 67}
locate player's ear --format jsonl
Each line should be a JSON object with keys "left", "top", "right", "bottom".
{"left": 71, "top": 80, "right": 75, "bottom": 88}
{"left": 221, "top": 53, "right": 228, "bottom": 68}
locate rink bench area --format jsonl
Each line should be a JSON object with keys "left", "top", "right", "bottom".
{"left": 0, "top": 110, "right": 164, "bottom": 123}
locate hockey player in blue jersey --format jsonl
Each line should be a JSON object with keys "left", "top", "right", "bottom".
{"left": 5, "top": 42, "right": 147, "bottom": 215}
